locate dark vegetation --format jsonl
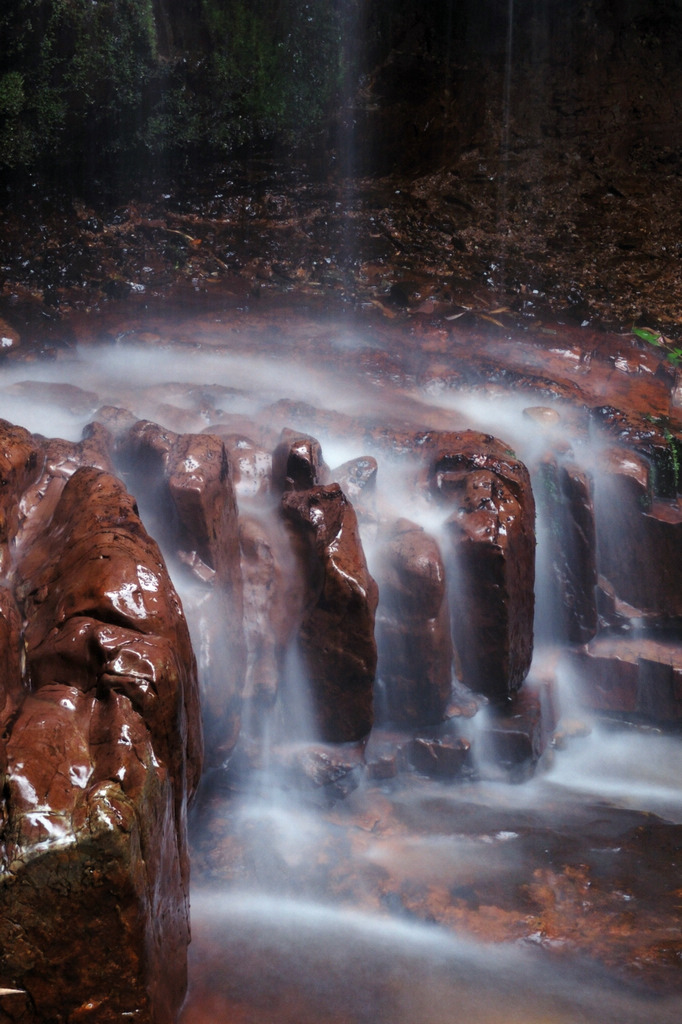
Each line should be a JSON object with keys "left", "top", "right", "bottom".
{"left": 1, "top": 1, "right": 682, "bottom": 332}
{"left": 2, "top": 0, "right": 681, "bottom": 186}
{"left": 0, "top": 0, "right": 442, "bottom": 183}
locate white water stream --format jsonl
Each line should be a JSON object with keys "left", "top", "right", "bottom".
{"left": 2, "top": 328, "right": 681, "bottom": 1023}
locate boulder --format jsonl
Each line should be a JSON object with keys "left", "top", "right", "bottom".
{"left": 1, "top": 685, "right": 187, "bottom": 1023}
{"left": 120, "top": 421, "right": 245, "bottom": 765}
{"left": 0, "top": 419, "right": 41, "bottom": 573}
{"left": 221, "top": 433, "right": 272, "bottom": 499}
{"left": 272, "top": 428, "right": 330, "bottom": 492}
{"left": 536, "top": 456, "right": 597, "bottom": 643}
{"left": 566, "top": 635, "right": 682, "bottom": 724}
{"left": 281, "top": 483, "right": 378, "bottom": 742}
{"left": 239, "top": 512, "right": 303, "bottom": 721}
{"left": 374, "top": 519, "right": 453, "bottom": 727}
{"left": 1, "top": 458, "right": 203, "bottom": 1023}
{"left": 333, "top": 455, "right": 378, "bottom": 507}
{"left": 595, "top": 445, "right": 682, "bottom": 620}
{"left": 426, "top": 431, "right": 535, "bottom": 702}
{"left": 408, "top": 734, "right": 472, "bottom": 778}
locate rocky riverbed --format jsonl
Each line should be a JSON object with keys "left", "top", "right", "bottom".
{"left": 0, "top": 291, "right": 681, "bottom": 1020}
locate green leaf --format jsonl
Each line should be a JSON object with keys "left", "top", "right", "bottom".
{"left": 632, "top": 326, "right": 662, "bottom": 345}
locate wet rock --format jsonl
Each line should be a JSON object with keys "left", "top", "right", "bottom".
{"left": 1, "top": 459, "right": 203, "bottom": 1022}
{"left": 522, "top": 405, "right": 561, "bottom": 426}
{"left": 0, "top": 420, "right": 40, "bottom": 573}
{"left": 272, "top": 428, "right": 330, "bottom": 492}
{"left": 333, "top": 455, "right": 378, "bottom": 513}
{"left": 375, "top": 519, "right": 453, "bottom": 727}
{"left": 422, "top": 430, "right": 530, "bottom": 505}
{"left": 592, "top": 407, "right": 682, "bottom": 500}
{"left": 15, "top": 431, "right": 117, "bottom": 552}
{"left": 0, "top": 685, "right": 188, "bottom": 1023}
{"left": 408, "top": 734, "right": 472, "bottom": 778}
{"left": 0, "top": 586, "right": 24, "bottom": 725}
{"left": 120, "top": 421, "right": 246, "bottom": 764}
{"left": 167, "top": 433, "right": 241, "bottom": 582}
{"left": 281, "top": 483, "right": 378, "bottom": 742}
{"left": 566, "top": 635, "right": 682, "bottom": 724}
{"left": 261, "top": 399, "right": 361, "bottom": 446}
{"left": 289, "top": 745, "right": 365, "bottom": 800}
{"left": 221, "top": 433, "right": 272, "bottom": 498}
{"left": 479, "top": 680, "right": 559, "bottom": 771}
{"left": 92, "top": 403, "right": 139, "bottom": 439}
{"left": 536, "top": 456, "right": 597, "bottom": 644}
{"left": 239, "top": 512, "right": 302, "bottom": 718}
{"left": 121, "top": 421, "right": 240, "bottom": 577}
{"left": 3, "top": 380, "right": 99, "bottom": 415}
{"left": 364, "top": 730, "right": 413, "bottom": 780}
{"left": 595, "top": 446, "right": 682, "bottom": 620}
{"left": 15, "top": 466, "right": 202, "bottom": 803}
{"left": 426, "top": 431, "right": 535, "bottom": 702}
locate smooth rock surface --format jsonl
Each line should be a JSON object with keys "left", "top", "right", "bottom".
{"left": 119, "top": 420, "right": 245, "bottom": 765}
{"left": 426, "top": 431, "right": 536, "bottom": 702}
{"left": 375, "top": 518, "right": 453, "bottom": 727}
{"left": 281, "top": 483, "right": 378, "bottom": 742}
{"left": 0, "top": 448, "right": 203, "bottom": 1023}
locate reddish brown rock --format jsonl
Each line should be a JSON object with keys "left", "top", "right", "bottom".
{"left": 14, "top": 431, "right": 116, "bottom": 552}
{"left": 239, "top": 512, "right": 303, "bottom": 719}
{"left": 1, "top": 458, "right": 203, "bottom": 1022}
{"left": 375, "top": 519, "right": 453, "bottom": 727}
{"left": 221, "top": 433, "right": 272, "bottom": 499}
{"left": 1, "top": 685, "right": 187, "bottom": 1023}
{"left": 408, "top": 734, "right": 472, "bottom": 778}
{"left": 536, "top": 456, "right": 597, "bottom": 644}
{"left": 478, "top": 680, "right": 558, "bottom": 770}
{"left": 167, "top": 432, "right": 241, "bottom": 584}
{"left": 92, "top": 403, "right": 139, "bottom": 439}
{"left": 121, "top": 422, "right": 242, "bottom": 586}
{"left": 429, "top": 431, "right": 535, "bottom": 702}
{"left": 281, "top": 483, "right": 378, "bottom": 742}
{"left": 333, "top": 455, "right": 378, "bottom": 506}
{"left": 272, "top": 428, "right": 330, "bottom": 492}
{"left": 592, "top": 406, "right": 682, "bottom": 499}
{"left": 0, "top": 586, "right": 24, "bottom": 730}
{"left": 595, "top": 446, "right": 682, "bottom": 620}
{"left": 3, "top": 380, "right": 99, "bottom": 415}
{"left": 0, "top": 419, "right": 41, "bottom": 572}
{"left": 15, "top": 466, "right": 202, "bottom": 821}
{"left": 120, "top": 421, "right": 245, "bottom": 765}
{"left": 566, "top": 635, "right": 682, "bottom": 724}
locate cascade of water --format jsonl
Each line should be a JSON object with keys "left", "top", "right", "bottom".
{"left": 2, "top": 318, "right": 682, "bottom": 1023}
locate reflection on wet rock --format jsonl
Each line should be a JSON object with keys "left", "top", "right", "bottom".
{"left": 118, "top": 420, "right": 245, "bottom": 766}
{"left": 282, "top": 483, "right": 378, "bottom": 742}
{"left": 424, "top": 431, "right": 536, "bottom": 703}
{"left": 375, "top": 518, "right": 453, "bottom": 727}
{"left": 0, "top": 441, "right": 202, "bottom": 1022}
{"left": 272, "top": 428, "right": 331, "bottom": 492}
{"left": 239, "top": 512, "right": 302, "bottom": 716}
{"left": 535, "top": 456, "right": 597, "bottom": 644}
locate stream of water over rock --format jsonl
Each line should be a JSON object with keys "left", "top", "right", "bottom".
{"left": 1, "top": 300, "right": 682, "bottom": 1022}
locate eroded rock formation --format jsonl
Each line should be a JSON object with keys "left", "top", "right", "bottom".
{"left": 424, "top": 431, "right": 536, "bottom": 703}
{"left": 119, "top": 421, "right": 245, "bottom": 766}
{"left": 0, "top": 421, "right": 202, "bottom": 1023}
{"left": 374, "top": 518, "right": 453, "bottom": 727}
{"left": 281, "top": 483, "right": 378, "bottom": 742}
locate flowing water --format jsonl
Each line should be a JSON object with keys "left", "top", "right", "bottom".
{"left": 2, "top": 310, "right": 682, "bottom": 1022}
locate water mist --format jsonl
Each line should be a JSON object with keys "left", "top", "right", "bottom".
{"left": 2, "top": 317, "right": 681, "bottom": 1024}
